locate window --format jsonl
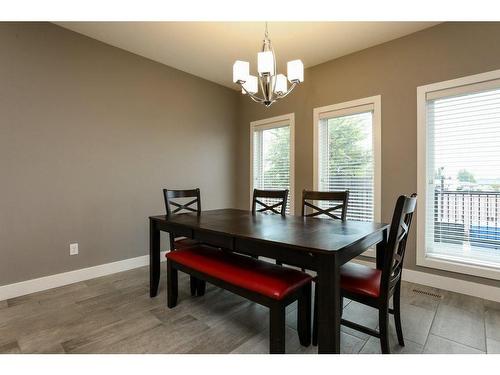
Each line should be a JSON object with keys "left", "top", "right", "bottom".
{"left": 250, "top": 114, "right": 295, "bottom": 214}
{"left": 417, "top": 70, "right": 500, "bottom": 280}
{"left": 313, "top": 96, "right": 381, "bottom": 254}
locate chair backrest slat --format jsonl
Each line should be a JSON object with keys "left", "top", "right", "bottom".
{"left": 163, "top": 188, "right": 201, "bottom": 216}
{"left": 252, "top": 189, "right": 288, "bottom": 216}
{"left": 163, "top": 188, "right": 202, "bottom": 250}
{"left": 381, "top": 193, "right": 417, "bottom": 293}
{"left": 301, "top": 190, "right": 349, "bottom": 221}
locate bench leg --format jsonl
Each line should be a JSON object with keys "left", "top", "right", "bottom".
{"left": 190, "top": 276, "right": 197, "bottom": 296}
{"left": 269, "top": 303, "right": 286, "bottom": 354}
{"left": 197, "top": 280, "right": 206, "bottom": 296}
{"left": 167, "top": 260, "right": 178, "bottom": 308}
{"left": 298, "top": 283, "right": 311, "bottom": 347}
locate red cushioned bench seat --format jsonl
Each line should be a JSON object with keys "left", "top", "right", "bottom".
{"left": 165, "top": 245, "right": 313, "bottom": 353}
{"left": 166, "top": 245, "right": 312, "bottom": 300}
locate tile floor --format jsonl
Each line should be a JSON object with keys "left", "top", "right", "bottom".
{"left": 0, "top": 263, "right": 498, "bottom": 354}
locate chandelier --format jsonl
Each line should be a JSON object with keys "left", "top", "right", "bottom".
{"left": 232, "top": 23, "right": 304, "bottom": 107}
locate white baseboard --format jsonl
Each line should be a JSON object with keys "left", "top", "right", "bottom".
{"left": 354, "top": 259, "right": 500, "bottom": 303}
{"left": 1, "top": 252, "right": 498, "bottom": 303}
{"left": 402, "top": 268, "right": 500, "bottom": 303}
{"left": 0, "top": 251, "right": 168, "bottom": 301}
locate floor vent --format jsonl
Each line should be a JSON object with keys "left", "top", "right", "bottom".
{"left": 412, "top": 288, "right": 443, "bottom": 299}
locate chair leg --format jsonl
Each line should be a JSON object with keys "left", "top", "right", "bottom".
{"left": 297, "top": 283, "right": 311, "bottom": 347}
{"left": 197, "top": 280, "right": 206, "bottom": 296}
{"left": 269, "top": 303, "right": 286, "bottom": 354}
{"left": 312, "top": 284, "right": 318, "bottom": 346}
{"left": 393, "top": 282, "right": 405, "bottom": 347}
{"left": 167, "top": 260, "right": 178, "bottom": 308}
{"left": 190, "top": 276, "right": 197, "bottom": 296}
{"left": 379, "top": 303, "right": 390, "bottom": 354}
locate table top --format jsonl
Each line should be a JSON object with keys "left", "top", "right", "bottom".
{"left": 150, "top": 209, "right": 389, "bottom": 254}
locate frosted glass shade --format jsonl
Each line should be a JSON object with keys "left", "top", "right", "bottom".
{"left": 242, "top": 75, "right": 258, "bottom": 94}
{"left": 233, "top": 60, "right": 249, "bottom": 83}
{"left": 274, "top": 74, "right": 287, "bottom": 94}
{"left": 257, "top": 51, "right": 275, "bottom": 75}
{"left": 287, "top": 60, "right": 304, "bottom": 83}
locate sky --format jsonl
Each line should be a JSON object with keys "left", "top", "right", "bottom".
{"left": 430, "top": 88, "right": 500, "bottom": 181}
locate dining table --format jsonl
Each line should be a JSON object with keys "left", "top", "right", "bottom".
{"left": 148, "top": 208, "right": 389, "bottom": 354}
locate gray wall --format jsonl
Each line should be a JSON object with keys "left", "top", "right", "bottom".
{"left": 0, "top": 23, "right": 239, "bottom": 286}
{"left": 2, "top": 22, "right": 500, "bottom": 289}
{"left": 236, "top": 22, "right": 500, "bottom": 287}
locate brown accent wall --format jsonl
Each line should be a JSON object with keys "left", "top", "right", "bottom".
{"left": 0, "top": 23, "right": 239, "bottom": 286}
{"left": 235, "top": 22, "right": 500, "bottom": 287}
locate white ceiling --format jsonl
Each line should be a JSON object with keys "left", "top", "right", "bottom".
{"left": 56, "top": 22, "right": 439, "bottom": 89}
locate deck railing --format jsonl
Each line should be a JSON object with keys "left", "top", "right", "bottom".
{"left": 434, "top": 190, "right": 500, "bottom": 249}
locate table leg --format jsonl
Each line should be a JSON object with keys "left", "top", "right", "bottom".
{"left": 317, "top": 255, "right": 341, "bottom": 354}
{"left": 149, "top": 219, "right": 161, "bottom": 297}
{"left": 376, "top": 228, "right": 388, "bottom": 270}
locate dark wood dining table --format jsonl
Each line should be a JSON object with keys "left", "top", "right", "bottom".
{"left": 149, "top": 208, "right": 389, "bottom": 354}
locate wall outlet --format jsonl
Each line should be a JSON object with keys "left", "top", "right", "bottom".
{"left": 70, "top": 243, "right": 79, "bottom": 256}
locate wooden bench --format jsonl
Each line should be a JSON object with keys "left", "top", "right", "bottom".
{"left": 166, "top": 245, "right": 313, "bottom": 353}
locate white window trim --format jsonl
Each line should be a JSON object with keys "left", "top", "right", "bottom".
{"left": 313, "top": 96, "right": 382, "bottom": 257}
{"left": 249, "top": 113, "right": 295, "bottom": 214}
{"left": 417, "top": 69, "right": 500, "bottom": 281}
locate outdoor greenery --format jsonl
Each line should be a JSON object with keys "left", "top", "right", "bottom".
{"left": 262, "top": 126, "right": 290, "bottom": 187}
{"left": 326, "top": 115, "right": 372, "bottom": 177}
{"left": 261, "top": 116, "right": 372, "bottom": 186}
{"left": 457, "top": 169, "right": 476, "bottom": 183}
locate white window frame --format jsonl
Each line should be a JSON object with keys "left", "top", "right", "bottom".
{"left": 313, "top": 96, "right": 382, "bottom": 257}
{"left": 417, "top": 69, "right": 500, "bottom": 280}
{"left": 249, "top": 113, "right": 295, "bottom": 214}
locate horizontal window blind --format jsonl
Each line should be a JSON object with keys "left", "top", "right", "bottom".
{"left": 318, "top": 110, "right": 375, "bottom": 221}
{"left": 252, "top": 124, "right": 291, "bottom": 214}
{"left": 425, "top": 84, "right": 500, "bottom": 268}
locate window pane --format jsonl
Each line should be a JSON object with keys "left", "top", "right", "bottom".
{"left": 253, "top": 125, "right": 291, "bottom": 213}
{"left": 426, "top": 87, "right": 500, "bottom": 268}
{"left": 318, "top": 111, "right": 374, "bottom": 221}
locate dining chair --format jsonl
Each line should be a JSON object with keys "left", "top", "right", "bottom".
{"left": 251, "top": 189, "right": 288, "bottom": 262}
{"left": 312, "top": 193, "right": 418, "bottom": 354}
{"left": 163, "top": 188, "right": 205, "bottom": 297}
{"left": 301, "top": 189, "right": 349, "bottom": 220}
{"left": 252, "top": 188, "right": 289, "bottom": 216}
{"left": 297, "top": 189, "right": 349, "bottom": 271}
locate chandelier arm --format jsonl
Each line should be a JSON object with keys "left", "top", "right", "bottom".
{"left": 249, "top": 95, "right": 265, "bottom": 104}
{"left": 239, "top": 83, "right": 265, "bottom": 103}
{"left": 275, "top": 82, "right": 298, "bottom": 101}
{"left": 262, "top": 46, "right": 278, "bottom": 103}
{"left": 270, "top": 45, "right": 277, "bottom": 100}
{"left": 258, "top": 76, "right": 268, "bottom": 102}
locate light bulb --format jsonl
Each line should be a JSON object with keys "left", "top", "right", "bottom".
{"left": 287, "top": 60, "right": 304, "bottom": 83}
{"left": 242, "top": 75, "right": 258, "bottom": 94}
{"left": 233, "top": 60, "right": 249, "bottom": 83}
{"left": 257, "top": 51, "right": 275, "bottom": 75}
{"left": 274, "top": 74, "right": 287, "bottom": 94}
